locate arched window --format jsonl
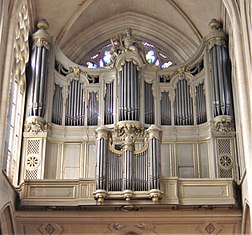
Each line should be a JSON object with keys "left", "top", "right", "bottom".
{"left": 5, "top": 2, "right": 30, "bottom": 184}
{"left": 82, "top": 38, "right": 175, "bottom": 69}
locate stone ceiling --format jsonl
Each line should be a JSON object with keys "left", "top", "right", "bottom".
{"left": 33, "top": 0, "right": 223, "bottom": 63}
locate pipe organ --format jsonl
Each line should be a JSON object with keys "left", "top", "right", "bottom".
{"left": 21, "top": 19, "right": 238, "bottom": 205}
{"left": 174, "top": 79, "right": 193, "bottom": 125}
{"left": 26, "top": 20, "right": 51, "bottom": 118}
{"left": 119, "top": 61, "right": 140, "bottom": 121}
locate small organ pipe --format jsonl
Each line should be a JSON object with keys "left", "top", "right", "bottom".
{"left": 217, "top": 46, "right": 225, "bottom": 115}
{"left": 185, "top": 80, "right": 188, "bottom": 124}
{"left": 212, "top": 47, "right": 221, "bottom": 116}
{"left": 95, "top": 127, "right": 109, "bottom": 191}
{"left": 76, "top": 82, "right": 80, "bottom": 125}
{"left": 32, "top": 46, "right": 42, "bottom": 115}
{"left": 181, "top": 80, "right": 185, "bottom": 124}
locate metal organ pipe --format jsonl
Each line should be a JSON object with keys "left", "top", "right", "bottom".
{"left": 26, "top": 22, "right": 51, "bottom": 119}
{"left": 119, "top": 62, "right": 139, "bottom": 121}
{"left": 52, "top": 84, "right": 63, "bottom": 125}
{"left": 95, "top": 127, "right": 109, "bottom": 191}
{"left": 147, "top": 125, "right": 161, "bottom": 191}
{"left": 209, "top": 42, "right": 233, "bottom": 117}
{"left": 65, "top": 80, "right": 85, "bottom": 126}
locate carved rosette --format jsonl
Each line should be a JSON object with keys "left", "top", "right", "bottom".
{"left": 25, "top": 116, "right": 46, "bottom": 134}
{"left": 213, "top": 115, "right": 234, "bottom": 133}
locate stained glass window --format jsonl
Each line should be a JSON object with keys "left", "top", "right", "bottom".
{"left": 82, "top": 38, "right": 175, "bottom": 69}
{"left": 146, "top": 50, "right": 156, "bottom": 64}
{"left": 103, "top": 50, "right": 111, "bottom": 64}
{"left": 87, "top": 61, "right": 97, "bottom": 68}
{"left": 161, "top": 61, "right": 173, "bottom": 68}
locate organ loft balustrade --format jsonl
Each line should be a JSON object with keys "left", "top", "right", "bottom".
{"left": 18, "top": 19, "right": 238, "bottom": 208}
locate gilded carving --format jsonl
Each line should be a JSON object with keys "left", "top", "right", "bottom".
{"left": 68, "top": 66, "right": 99, "bottom": 83}
{"left": 34, "top": 37, "right": 50, "bottom": 48}
{"left": 68, "top": 66, "right": 81, "bottom": 79}
{"left": 213, "top": 116, "right": 234, "bottom": 133}
{"left": 33, "top": 19, "right": 51, "bottom": 49}
{"left": 115, "top": 122, "right": 145, "bottom": 150}
{"left": 25, "top": 116, "right": 46, "bottom": 133}
{"left": 149, "top": 189, "right": 163, "bottom": 203}
{"left": 93, "top": 189, "right": 107, "bottom": 204}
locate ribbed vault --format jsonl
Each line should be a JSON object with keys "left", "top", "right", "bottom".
{"left": 62, "top": 12, "right": 199, "bottom": 64}
{"left": 32, "top": 0, "right": 222, "bottom": 64}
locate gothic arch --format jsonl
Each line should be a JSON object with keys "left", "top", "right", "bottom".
{"left": 242, "top": 202, "right": 251, "bottom": 234}
{"left": 61, "top": 12, "right": 198, "bottom": 64}
{"left": 222, "top": 0, "right": 252, "bottom": 223}
{"left": 0, "top": 204, "right": 14, "bottom": 235}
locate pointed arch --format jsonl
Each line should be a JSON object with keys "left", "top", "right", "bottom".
{"left": 0, "top": 205, "right": 14, "bottom": 235}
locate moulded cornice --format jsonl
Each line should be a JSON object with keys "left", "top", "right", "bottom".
{"left": 54, "top": 44, "right": 108, "bottom": 76}
{"left": 114, "top": 51, "right": 144, "bottom": 71}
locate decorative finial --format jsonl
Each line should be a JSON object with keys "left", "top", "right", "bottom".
{"left": 37, "top": 19, "right": 49, "bottom": 30}
{"left": 208, "top": 19, "right": 222, "bottom": 30}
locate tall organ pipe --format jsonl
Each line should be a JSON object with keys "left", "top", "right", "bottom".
{"left": 65, "top": 80, "right": 85, "bottom": 126}
{"left": 95, "top": 127, "right": 109, "bottom": 191}
{"left": 26, "top": 20, "right": 51, "bottom": 119}
{"left": 206, "top": 19, "right": 233, "bottom": 118}
{"left": 119, "top": 62, "right": 139, "bottom": 121}
{"left": 147, "top": 125, "right": 161, "bottom": 190}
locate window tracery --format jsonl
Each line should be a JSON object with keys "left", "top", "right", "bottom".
{"left": 82, "top": 29, "right": 175, "bottom": 69}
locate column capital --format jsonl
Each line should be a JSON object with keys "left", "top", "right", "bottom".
{"left": 204, "top": 19, "right": 226, "bottom": 50}
{"left": 95, "top": 126, "right": 110, "bottom": 140}
{"left": 147, "top": 125, "right": 162, "bottom": 140}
